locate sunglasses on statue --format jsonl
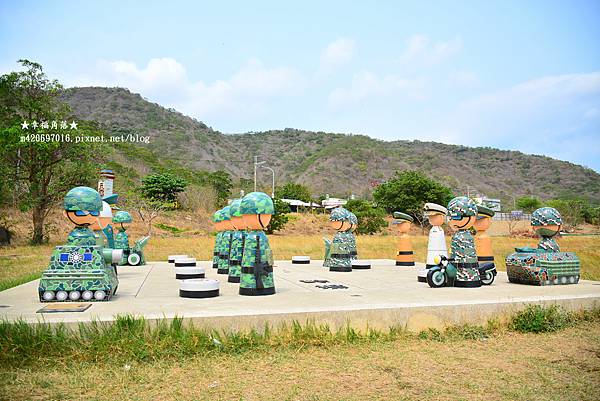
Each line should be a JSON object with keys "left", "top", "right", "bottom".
{"left": 73, "top": 210, "right": 99, "bottom": 217}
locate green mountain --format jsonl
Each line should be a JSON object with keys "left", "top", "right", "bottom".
{"left": 61, "top": 87, "right": 600, "bottom": 204}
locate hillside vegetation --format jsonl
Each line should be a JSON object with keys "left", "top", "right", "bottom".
{"left": 62, "top": 87, "right": 600, "bottom": 203}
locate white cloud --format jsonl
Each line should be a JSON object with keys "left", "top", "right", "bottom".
{"left": 320, "top": 38, "right": 355, "bottom": 72}
{"left": 328, "top": 71, "right": 425, "bottom": 109}
{"left": 69, "top": 57, "right": 306, "bottom": 121}
{"left": 436, "top": 72, "right": 600, "bottom": 162}
{"left": 399, "top": 34, "right": 462, "bottom": 67}
{"left": 448, "top": 70, "right": 480, "bottom": 86}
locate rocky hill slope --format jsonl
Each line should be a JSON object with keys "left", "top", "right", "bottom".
{"left": 61, "top": 87, "right": 600, "bottom": 203}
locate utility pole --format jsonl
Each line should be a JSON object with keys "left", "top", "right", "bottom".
{"left": 253, "top": 156, "right": 258, "bottom": 192}
{"left": 253, "top": 156, "right": 273, "bottom": 197}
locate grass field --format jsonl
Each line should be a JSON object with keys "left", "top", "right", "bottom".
{"left": 1, "top": 235, "right": 599, "bottom": 291}
{"left": 1, "top": 307, "right": 599, "bottom": 401}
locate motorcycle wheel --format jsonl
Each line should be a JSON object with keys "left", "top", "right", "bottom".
{"left": 481, "top": 270, "right": 495, "bottom": 285}
{"left": 427, "top": 269, "right": 447, "bottom": 288}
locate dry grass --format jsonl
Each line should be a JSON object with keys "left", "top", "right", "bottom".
{"left": 1, "top": 235, "right": 599, "bottom": 291}
{"left": 1, "top": 320, "right": 599, "bottom": 401}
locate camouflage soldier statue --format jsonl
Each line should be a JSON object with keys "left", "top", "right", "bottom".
{"left": 532, "top": 207, "right": 562, "bottom": 252}
{"left": 227, "top": 199, "right": 245, "bottom": 283}
{"left": 211, "top": 210, "right": 223, "bottom": 269}
{"left": 347, "top": 211, "right": 359, "bottom": 260}
{"left": 113, "top": 211, "right": 132, "bottom": 264}
{"left": 505, "top": 207, "right": 579, "bottom": 285}
{"left": 446, "top": 196, "right": 481, "bottom": 287}
{"left": 90, "top": 201, "right": 115, "bottom": 248}
{"left": 239, "top": 192, "right": 275, "bottom": 296}
{"left": 324, "top": 207, "right": 353, "bottom": 272}
{"left": 38, "top": 186, "right": 120, "bottom": 302}
{"left": 217, "top": 206, "right": 234, "bottom": 275}
{"left": 64, "top": 186, "right": 103, "bottom": 246}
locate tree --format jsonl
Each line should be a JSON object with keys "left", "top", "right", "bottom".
{"left": 345, "top": 199, "right": 387, "bottom": 235}
{"left": 205, "top": 170, "right": 232, "bottom": 205}
{"left": 275, "top": 182, "right": 312, "bottom": 202}
{"left": 545, "top": 198, "right": 587, "bottom": 230}
{"left": 266, "top": 198, "right": 290, "bottom": 234}
{"left": 140, "top": 173, "right": 187, "bottom": 207}
{"left": 516, "top": 196, "right": 542, "bottom": 212}
{"left": 0, "top": 60, "right": 100, "bottom": 244}
{"left": 373, "top": 171, "right": 453, "bottom": 226}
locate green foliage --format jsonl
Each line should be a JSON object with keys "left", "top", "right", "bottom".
{"left": 202, "top": 170, "right": 232, "bottom": 205}
{"left": 266, "top": 198, "right": 290, "bottom": 234}
{"left": 275, "top": 182, "right": 313, "bottom": 202}
{"left": 509, "top": 305, "right": 573, "bottom": 333}
{"left": 140, "top": 173, "right": 187, "bottom": 205}
{"left": 373, "top": 171, "right": 453, "bottom": 225}
{"left": 544, "top": 198, "right": 591, "bottom": 229}
{"left": 0, "top": 60, "right": 101, "bottom": 244}
{"left": 516, "top": 196, "right": 542, "bottom": 212}
{"left": 345, "top": 199, "right": 388, "bottom": 235}
{"left": 154, "top": 223, "right": 184, "bottom": 234}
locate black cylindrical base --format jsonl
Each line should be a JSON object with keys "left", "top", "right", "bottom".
{"left": 179, "top": 289, "right": 219, "bottom": 298}
{"left": 292, "top": 260, "right": 310, "bottom": 264}
{"left": 176, "top": 273, "right": 205, "bottom": 279}
{"left": 396, "top": 261, "right": 415, "bottom": 266}
{"left": 352, "top": 264, "right": 371, "bottom": 270}
{"left": 228, "top": 276, "right": 241, "bottom": 283}
{"left": 417, "top": 276, "right": 427, "bottom": 283}
{"left": 239, "top": 287, "right": 276, "bottom": 296}
{"left": 175, "top": 262, "right": 197, "bottom": 267}
{"left": 217, "top": 269, "right": 229, "bottom": 274}
{"left": 330, "top": 266, "right": 352, "bottom": 272}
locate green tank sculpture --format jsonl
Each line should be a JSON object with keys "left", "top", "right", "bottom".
{"left": 211, "top": 210, "right": 223, "bottom": 269}
{"left": 227, "top": 199, "right": 245, "bottom": 283}
{"left": 112, "top": 211, "right": 149, "bottom": 266}
{"left": 506, "top": 207, "right": 580, "bottom": 285}
{"left": 323, "top": 207, "right": 354, "bottom": 272}
{"left": 38, "top": 186, "right": 121, "bottom": 302}
{"left": 427, "top": 197, "right": 482, "bottom": 288}
{"left": 239, "top": 192, "right": 275, "bottom": 296}
{"left": 217, "top": 206, "right": 233, "bottom": 275}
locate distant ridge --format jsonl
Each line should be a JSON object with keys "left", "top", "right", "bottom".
{"left": 61, "top": 87, "right": 600, "bottom": 203}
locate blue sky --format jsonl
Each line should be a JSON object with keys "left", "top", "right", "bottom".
{"left": 1, "top": 0, "right": 599, "bottom": 171}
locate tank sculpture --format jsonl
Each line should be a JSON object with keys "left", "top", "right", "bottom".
{"left": 239, "top": 192, "right": 275, "bottom": 295}
{"left": 393, "top": 212, "right": 415, "bottom": 267}
{"left": 348, "top": 211, "right": 359, "bottom": 260}
{"left": 90, "top": 201, "right": 115, "bottom": 248}
{"left": 112, "top": 211, "right": 149, "bottom": 266}
{"left": 473, "top": 205, "right": 497, "bottom": 285}
{"left": 227, "top": 199, "right": 245, "bottom": 283}
{"left": 38, "top": 186, "right": 121, "bottom": 302}
{"left": 217, "top": 206, "right": 234, "bottom": 275}
{"left": 211, "top": 209, "right": 223, "bottom": 269}
{"left": 505, "top": 207, "right": 580, "bottom": 285}
{"left": 323, "top": 207, "right": 354, "bottom": 272}
{"left": 427, "top": 197, "right": 482, "bottom": 288}
{"left": 418, "top": 203, "right": 448, "bottom": 282}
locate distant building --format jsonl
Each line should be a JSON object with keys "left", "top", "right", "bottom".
{"left": 474, "top": 196, "right": 502, "bottom": 212}
{"left": 321, "top": 197, "right": 348, "bottom": 209}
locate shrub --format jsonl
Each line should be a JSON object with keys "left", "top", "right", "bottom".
{"left": 509, "top": 304, "right": 573, "bottom": 333}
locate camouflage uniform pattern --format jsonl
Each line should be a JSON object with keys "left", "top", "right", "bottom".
{"left": 240, "top": 230, "right": 275, "bottom": 295}
{"left": 38, "top": 245, "right": 119, "bottom": 301}
{"left": 217, "top": 207, "right": 233, "bottom": 274}
{"left": 64, "top": 186, "right": 103, "bottom": 212}
{"left": 228, "top": 230, "right": 245, "bottom": 282}
{"left": 450, "top": 230, "right": 480, "bottom": 283}
{"left": 212, "top": 210, "right": 223, "bottom": 269}
{"left": 447, "top": 197, "right": 481, "bottom": 286}
{"left": 348, "top": 211, "right": 358, "bottom": 260}
{"left": 506, "top": 207, "right": 579, "bottom": 285}
{"left": 324, "top": 207, "right": 354, "bottom": 271}
{"left": 239, "top": 192, "right": 275, "bottom": 295}
{"left": 67, "top": 226, "right": 97, "bottom": 246}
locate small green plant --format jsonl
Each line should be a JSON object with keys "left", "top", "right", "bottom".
{"left": 509, "top": 304, "right": 574, "bottom": 333}
{"left": 154, "top": 223, "right": 185, "bottom": 234}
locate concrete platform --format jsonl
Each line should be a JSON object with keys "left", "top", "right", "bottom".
{"left": 1, "top": 260, "right": 599, "bottom": 331}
